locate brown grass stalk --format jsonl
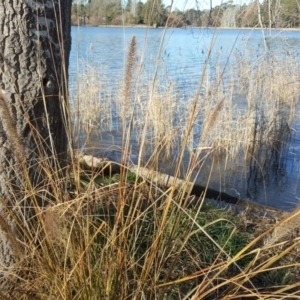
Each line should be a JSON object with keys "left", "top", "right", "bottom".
{"left": 123, "top": 36, "right": 136, "bottom": 115}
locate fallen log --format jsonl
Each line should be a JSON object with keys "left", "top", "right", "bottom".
{"left": 75, "top": 152, "right": 283, "bottom": 216}
{"left": 128, "top": 165, "right": 284, "bottom": 216}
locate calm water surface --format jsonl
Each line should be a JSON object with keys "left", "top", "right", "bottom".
{"left": 70, "top": 26, "right": 300, "bottom": 211}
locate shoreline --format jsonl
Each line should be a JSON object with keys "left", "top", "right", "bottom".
{"left": 71, "top": 23, "right": 300, "bottom": 31}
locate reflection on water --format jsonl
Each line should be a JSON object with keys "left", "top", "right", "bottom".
{"left": 246, "top": 128, "right": 291, "bottom": 204}
{"left": 76, "top": 122, "right": 300, "bottom": 211}
{"left": 71, "top": 26, "right": 300, "bottom": 211}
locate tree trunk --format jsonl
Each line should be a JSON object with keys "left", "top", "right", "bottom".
{"left": 0, "top": 0, "right": 71, "bottom": 268}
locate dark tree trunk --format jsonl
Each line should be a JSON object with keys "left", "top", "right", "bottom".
{"left": 0, "top": 0, "right": 72, "bottom": 268}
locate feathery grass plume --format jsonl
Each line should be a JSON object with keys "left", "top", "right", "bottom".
{"left": 123, "top": 36, "right": 136, "bottom": 117}
{"left": 43, "top": 204, "right": 63, "bottom": 244}
{"left": 0, "top": 91, "right": 25, "bottom": 168}
{"left": 0, "top": 92, "right": 28, "bottom": 269}
{"left": 0, "top": 212, "right": 23, "bottom": 266}
{"left": 201, "top": 97, "right": 225, "bottom": 142}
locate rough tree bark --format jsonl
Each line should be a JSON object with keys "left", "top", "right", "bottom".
{"left": 0, "top": 0, "right": 71, "bottom": 268}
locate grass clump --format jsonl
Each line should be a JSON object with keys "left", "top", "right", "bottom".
{"left": 1, "top": 143, "right": 300, "bottom": 299}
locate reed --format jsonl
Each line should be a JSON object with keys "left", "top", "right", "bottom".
{"left": 1, "top": 11, "right": 300, "bottom": 300}
{"left": 74, "top": 46, "right": 299, "bottom": 191}
{"left": 123, "top": 36, "right": 136, "bottom": 118}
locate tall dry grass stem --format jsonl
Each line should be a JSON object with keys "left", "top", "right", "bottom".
{"left": 0, "top": 91, "right": 25, "bottom": 170}
{"left": 123, "top": 36, "right": 136, "bottom": 116}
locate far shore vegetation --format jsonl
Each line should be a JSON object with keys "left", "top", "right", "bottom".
{"left": 72, "top": 0, "right": 300, "bottom": 28}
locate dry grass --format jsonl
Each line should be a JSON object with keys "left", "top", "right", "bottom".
{"left": 1, "top": 21, "right": 300, "bottom": 300}
{"left": 2, "top": 173, "right": 300, "bottom": 299}
{"left": 73, "top": 41, "right": 300, "bottom": 179}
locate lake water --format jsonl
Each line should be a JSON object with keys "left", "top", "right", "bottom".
{"left": 69, "top": 26, "right": 300, "bottom": 211}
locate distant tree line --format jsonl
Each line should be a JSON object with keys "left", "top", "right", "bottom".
{"left": 71, "top": 0, "right": 300, "bottom": 28}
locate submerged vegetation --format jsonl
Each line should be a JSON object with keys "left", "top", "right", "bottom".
{"left": 2, "top": 2, "right": 300, "bottom": 300}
